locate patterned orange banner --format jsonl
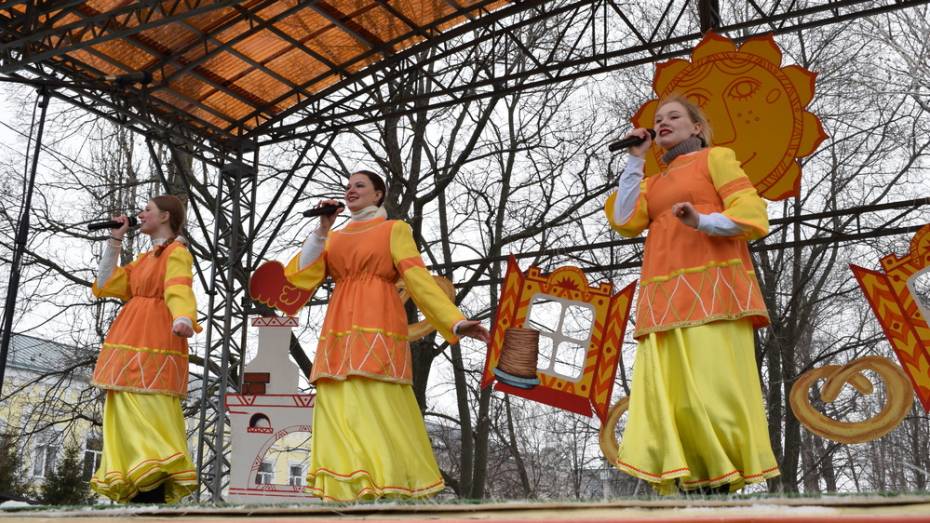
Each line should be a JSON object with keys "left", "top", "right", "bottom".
{"left": 851, "top": 224, "right": 930, "bottom": 411}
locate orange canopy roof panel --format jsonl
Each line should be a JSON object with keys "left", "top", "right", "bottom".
{"left": 3, "top": 0, "right": 509, "bottom": 139}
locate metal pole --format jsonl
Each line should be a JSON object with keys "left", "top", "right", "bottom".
{"left": 194, "top": 162, "right": 225, "bottom": 501}
{"left": 236, "top": 145, "right": 259, "bottom": 388}
{"left": 208, "top": 158, "right": 250, "bottom": 501}
{"left": 698, "top": 0, "right": 721, "bottom": 32}
{"left": 0, "top": 86, "right": 51, "bottom": 396}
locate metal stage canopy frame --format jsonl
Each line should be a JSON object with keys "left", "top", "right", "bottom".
{"left": 1, "top": 0, "right": 929, "bottom": 502}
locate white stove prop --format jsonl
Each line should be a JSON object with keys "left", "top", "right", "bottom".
{"left": 225, "top": 316, "right": 317, "bottom": 503}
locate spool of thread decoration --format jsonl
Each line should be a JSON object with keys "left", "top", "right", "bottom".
{"left": 493, "top": 327, "right": 541, "bottom": 389}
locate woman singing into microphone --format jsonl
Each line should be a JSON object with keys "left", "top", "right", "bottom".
{"left": 89, "top": 195, "right": 200, "bottom": 504}
{"left": 285, "top": 170, "right": 490, "bottom": 502}
{"left": 606, "top": 96, "right": 779, "bottom": 495}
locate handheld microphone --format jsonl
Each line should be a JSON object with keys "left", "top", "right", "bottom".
{"left": 87, "top": 216, "right": 139, "bottom": 232}
{"left": 608, "top": 129, "right": 656, "bottom": 152}
{"left": 104, "top": 71, "right": 153, "bottom": 86}
{"left": 302, "top": 203, "right": 345, "bottom": 218}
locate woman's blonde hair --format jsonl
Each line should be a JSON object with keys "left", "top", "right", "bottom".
{"left": 656, "top": 94, "right": 713, "bottom": 146}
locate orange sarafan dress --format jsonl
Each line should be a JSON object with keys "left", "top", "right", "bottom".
{"left": 604, "top": 147, "right": 780, "bottom": 494}
{"left": 90, "top": 240, "right": 202, "bottom": 503}
{"left": 285, "top": 215, "right": 465, "bottom": 502}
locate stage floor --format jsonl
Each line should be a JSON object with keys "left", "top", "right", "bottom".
{"left": 1, "top": 495, "right": 928, "bottom": 522}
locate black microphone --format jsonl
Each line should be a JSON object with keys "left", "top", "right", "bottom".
{"left": 302, "top": 203, "right": 345, "bottom": 218}
{"left": 87, "top": 216, "right": 139, "bottom": 232}
{"left": 608, "top": 129, "right": 657, "bottom": 152}
{"left": 104, "top": 71, "right": 153, "bottom": 86}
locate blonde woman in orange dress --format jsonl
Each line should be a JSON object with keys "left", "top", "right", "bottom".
{"left": 285, "top": 170, "right": 490, "bottom": 502}
{"left": 605, "top": 96, "right": 779, "bottom": 495}
{"left": 90, "top": 194, "right": 201, "bottom": 503}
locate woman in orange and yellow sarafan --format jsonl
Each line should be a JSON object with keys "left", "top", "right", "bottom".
{"left": 606, "top": 95, "right": 779, "bottom": 495}
{"left": 285, "top": 170, "right": 490, "bottom": 502}
{"left": 90, "top": 194, "right": 201, "bottom": 504}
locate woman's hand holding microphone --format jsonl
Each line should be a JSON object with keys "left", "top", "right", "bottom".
{"left": 626, "top": 128, "right": 654, "bottom": 158}
{"left": 315, "top": 199, "right": 343, "bottom": 236}
{"left": 110, "top": 215, "right": 132, "bottom": 241}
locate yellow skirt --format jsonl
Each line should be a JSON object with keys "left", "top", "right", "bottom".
{"left": 616, "top": 320, "right": 780, "bottom": 495}
{"left": 307, "top": 377, "right": 444, "bottom": 502}
{"left": 91, "top": 391, "right": 197, "bottom": 503}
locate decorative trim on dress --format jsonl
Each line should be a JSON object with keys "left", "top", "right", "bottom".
{"left": 305, "top": 467, "right": 444, "bottom": 502}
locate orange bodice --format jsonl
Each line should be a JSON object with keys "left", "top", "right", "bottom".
{"left": 92, "top": 242, "right": 200, "bottom": 397}
{"left": 286, "top": 217, "right": 464, "bottom": 384}
{"left": 606, "top": 147, "right": 770, "bottom": 337}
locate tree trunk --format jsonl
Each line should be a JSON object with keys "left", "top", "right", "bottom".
{"left": 504, "top": 395, "right": 533, "bottom": 498}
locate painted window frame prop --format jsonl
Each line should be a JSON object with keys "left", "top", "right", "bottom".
{"left": 850, "top": 223, "right": 930, "bottom": 411}
{"left": 481, "top": 256, "right": 635, "bottom": 422}
{"left": 526, "top": 295, "right": 596, "bottom": 382}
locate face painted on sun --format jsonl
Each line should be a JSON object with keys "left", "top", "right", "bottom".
{"left": 344, "top": 173, "right": 382, "bottom": 212}
{"left": 679, "top": 57, "right": 796, "bottom": 184}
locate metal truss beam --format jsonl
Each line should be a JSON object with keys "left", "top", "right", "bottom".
{"left": 257, "top": 0, "right": 930, "bottom": 144}
{"left": 0, "top": 0, "right": 245, "bottom": 69}
{"left": 0, "top": 59, "right": 234, "bottom": 155}
{"left": 579, "top": 223, "right": 928, "bottom": 276}
{"left": 239, "top": 0, "right": 537, "bottom": 137}
{"left": 164, "top": 12, "right": 317, "bottom": 113}
{"left": 6, "top": 0, "right": 925, "bottom": 154}
{"left": 0, "top": 0, "right": 297, "bottom": 149}
{"left": 0, "top": 0, "right": 245, "bottom": 68}
{"left": 697, "top": 0, "right": 720, "bottom": 31}
{"left": 302, "top": 213, "right": 930, "bottom": 305}
{"left": 311, "top": 0, "right": 394, "bottom": 55}
{"left": 454, "top": 220, "right": 929, "bottom": 289}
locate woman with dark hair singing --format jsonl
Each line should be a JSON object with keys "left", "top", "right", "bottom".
{"left": 89, "top": 194, "right": 200, "bottom": 503}
{"left": 286, "top": 170, "right": 490, "bottom": 502}
{"left": 606, "top": 96, "right": 779, "bottom": 495}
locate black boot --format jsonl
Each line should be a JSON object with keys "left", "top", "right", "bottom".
{"left": 132, "top": 484, "right": 166, "bottom": 504}
{"left": 681, "top": 483, "right": 730, "bottom": 497}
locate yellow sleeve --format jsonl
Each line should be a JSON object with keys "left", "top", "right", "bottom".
{"left": 390, "top": 221, "right": 466, "bottom": 344}
{"left": 164, "top": 245, "right": 203, "bottom": 333}
{"left": 283, "top": 240, "right": 327, "bottom": 293}
{"left": 91, "top": 256, "right": 139, "bottom": 302}
{"left": 707, "top": 147, "right": 769, "bottom": 241}
{"left": 604, "top": 180, "right": 649, "bottom": 238}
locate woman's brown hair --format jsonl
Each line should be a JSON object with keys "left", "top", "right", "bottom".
{"left": 151, "top": 194, "right": 188, "bottom": 256}
{"left": 657, "top": 94, "right": 714, "bottom": 147}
